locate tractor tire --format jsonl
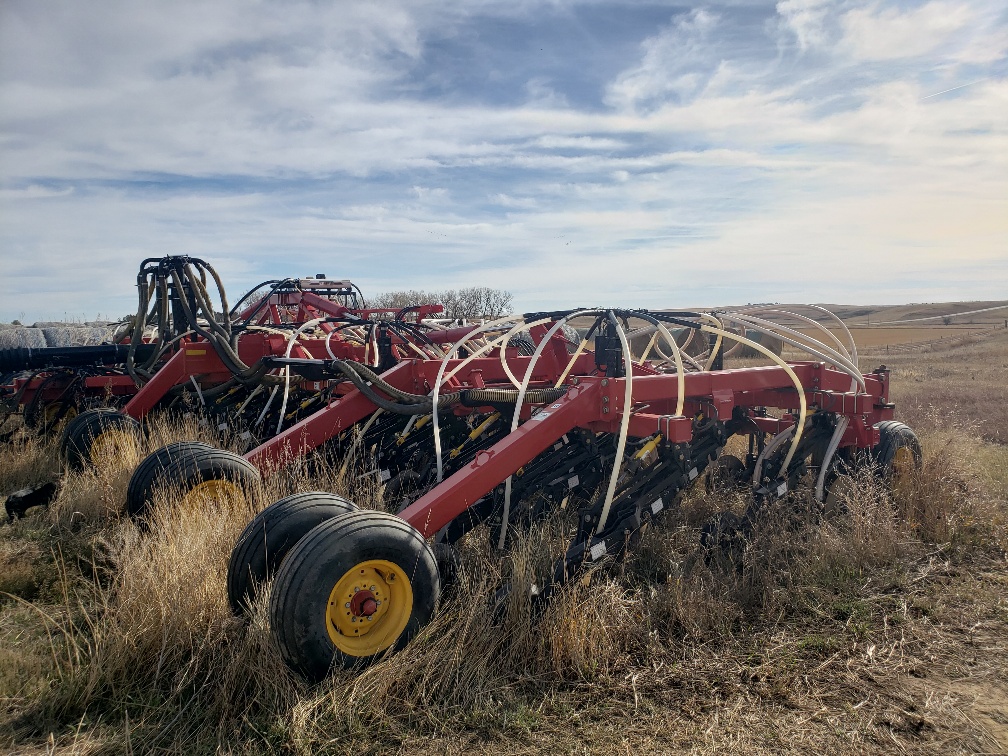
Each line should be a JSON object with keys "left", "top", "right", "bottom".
{"left": 270, "top": 509, "right": 439, "bottom": 680}
{"left": 126, "top": 441, "right": 259, "bottom": 518}
{"left": 61, "top": 408, "right": 141, "bottom": 471}
{"left": 227, "top": 491, "right": 358, "bottom": 615}
{"left": 872, "top": 421, "right": 922, "bottom": 497}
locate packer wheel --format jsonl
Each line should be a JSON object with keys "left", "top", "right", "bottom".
{"left": 270, "top": 509, "right": 439, "bottom": 679}
{"left": 227, "top": 491, "right": 358, "bottom": 615}
{"left": 61, "top": 408, "right": 140, "bottom": 471}
{"left": 125, "top": 441, "right": 259, "bottom": 517}
{"left": 872, "top": 421, "right": 922, "bottom": 499}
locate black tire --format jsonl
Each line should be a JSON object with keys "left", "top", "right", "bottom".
{"left": 60, "top": 410, "right": 107, "bottom": 453}
{"left": 431, "top": 541, "right": 463, "bottom": 591}
{"left": 872, "top": 421, "right": 922, "bottom": 494}
{"left": 270, "top": 510, "right": 439, "bottom": 680}
{"left": 227, "top": 491, "right": 358, "bottom": 615}
{"left": 61, "top": 408, "right": 141, "bottom": 471}
{"left": 125, "top": 441, "right": 259, "bottom": 517}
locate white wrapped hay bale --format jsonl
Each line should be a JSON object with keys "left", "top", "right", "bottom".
{"left": 41, "top": 326, "right": 116, "bottom": 347}
{"left": 0, "top": 327, "right": 47, "bottom": 349}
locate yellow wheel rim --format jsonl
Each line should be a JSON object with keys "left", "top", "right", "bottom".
{"left": 180, "top": 478, "right": 243, "bottom": 507}
{"left": 824, "top": 473, "right": 857, "bottom": 515}
{"left": 88, "top": 428, "right": 135, "bottom": 464}
{"left": 44, "top": 403, "right": 77, "bottom": 426}
{"left": 891, "top": 446, "right": 915, "bottom": 498}
{"left": 326, "top": 559, "right": 413, "bottom": 657}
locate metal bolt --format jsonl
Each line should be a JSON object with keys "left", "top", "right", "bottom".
{"left": 601, "top": 379, "right": 609, "bottom": 387}
{"left": 344, "top": 602, "right": 350, "bottom": 608}
{"left": 370, "top": 585, "right": 376, "bottom": 591}
{"left": 368, "top": 616, "right": 373, "bottom": 621}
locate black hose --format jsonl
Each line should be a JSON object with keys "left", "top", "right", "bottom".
{"left": 330, "top": 360, "right": 459, "bottom": 416}
{"left": 459, "top": 387, "right": 567, "bottom": 407}
{"left": 0, "top": 344, "right": 159, "bottom": 373}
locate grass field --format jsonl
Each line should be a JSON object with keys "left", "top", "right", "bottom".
{"left": 0, "top": 322, "right": 1006, "bottom": 754}
{"left": 794, "top": 325, "right": 1003, "bottom": 349}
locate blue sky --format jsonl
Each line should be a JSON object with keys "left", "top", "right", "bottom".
{"left": 1, "top": 1, "right": 1005, "bottom": 321}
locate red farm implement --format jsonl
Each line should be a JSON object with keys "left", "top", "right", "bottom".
{"left": 0, "top": 256, "right": 449, "bottom": 469}
{"left": 122, "top": 306, "right": 922, "bottom": 679}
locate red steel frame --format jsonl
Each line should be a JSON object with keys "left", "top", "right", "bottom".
{"left": 5, "top": 292, "right": 448, "bottom": 420}
{"left": 236, "top": 337, "right": 893, "bottom": 538}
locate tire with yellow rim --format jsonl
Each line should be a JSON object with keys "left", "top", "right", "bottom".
{"left": 62, "top": 408, "right": 141, "bottom": 471}
{"left": 227, "top": 491, "right": 357, "bottom": 615}
{"left": 126, "top": 441, "right": 260, "bottom": 518}
{"left": 871, "top": 421, "right": 922, "bottom": 499}
{"left": 270, "top": 509, "right": 439, "bottom": 679}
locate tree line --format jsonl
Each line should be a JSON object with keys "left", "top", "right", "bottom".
{"left": 368, "top": 287, "right": 513, "bottom": 320}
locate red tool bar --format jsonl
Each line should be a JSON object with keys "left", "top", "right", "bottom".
{"left": 122, "top": 349, "right": 189, "bottom": 418}
{"left": 425, "top": 325, "right": 481, "bottom": 343}
{"left": 244, "top": 348, "right": 597, "bottom": 469}
{"left": 400, "top": 382, "right": 601, "bottom": 537}
{"left": 244, "top": 359, "right": 417, "bottom": 469}
{"left": 613, "top": 363, "right": 885, "bottom": 413}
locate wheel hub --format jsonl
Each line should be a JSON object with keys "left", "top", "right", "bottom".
{"left": 326, "top": 559, "right": 413, "bottom": 656}
{"left": 350, "top": 588, "right": 378, "bottom": 618}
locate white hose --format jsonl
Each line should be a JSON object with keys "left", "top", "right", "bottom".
{"left": 740, "top": 304, "right": 859, "bottom": 367}
{"left": 815, "top": 415, "right": 849, "bottom": 502}
{"left": 498, "top": 318, "right": 553, "bottom": 389}
{"left": 277, "top": 317, "right": 325, "bottom": 435}
{"left": 721, "top": 312, "right": 865, "bottom": 392}
{"left": 735, "top": 306, "right": 853, "bottom": 363}
{"left": 734, "top": 304, "right": 860, "bottom": 392}
{"left": 699, "top": 313, "right": 725, "bottom": 371}
{"left": 325, "top": 328, "right": 340, "bottom": 360}
{"left": 751, "top": 424, "right": 796, "bottom": 487}
{"left": 339, "top": 409, "right": 384, "bottom": 477}
{"left": 498, "top": 310, "right": 595, "bottom": 548}
{"left": 255, "top": 385, "right": 280, "bottom": 427}
{"left": 595, "top": 315, "right": 634, "bottom": 535}
{"left": 701, "top": 324, "right": 808, "bottom": 473}
{"left": 431, "top": 315, "right": 525, "bottom": 483}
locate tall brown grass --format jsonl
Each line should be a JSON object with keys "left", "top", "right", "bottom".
{"left": 1, "top": 403, "right": 1004, "bottom": 752}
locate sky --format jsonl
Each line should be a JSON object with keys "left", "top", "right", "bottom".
{"left": 1, "top": 1, "right": 1006, "bottom": 322}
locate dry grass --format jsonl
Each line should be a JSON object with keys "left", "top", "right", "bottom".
{"left": 796, "top": 326, "right": 997, "bottom": 349}
{"left": 882, "top": 326, "right": 1008, "bottom": 446}
{"left": 0, "top": 334, "right": 1006, "bottom": 754}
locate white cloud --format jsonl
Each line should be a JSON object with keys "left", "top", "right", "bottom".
{"left": 0, "top": 1, "right": 1006, "bottom": 319}
{"left": 839, "top": 1, "right": 974, "bottom": 61}
{"left": 0, "top": 185, "right": 74, "bottom": 200}
{"left": 604, "top": 9, "right": 720, "bottom": 112}
{"left": 776, "top": 0, "right": 833, "bottom": 51}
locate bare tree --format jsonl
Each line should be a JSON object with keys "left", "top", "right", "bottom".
{"left": 368, "top": 287, "right": 513, "bottom": 320}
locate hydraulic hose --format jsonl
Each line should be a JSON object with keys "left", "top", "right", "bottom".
{"left": 460, "top": 387, "right": 567, "bottom": 407}
{"left": 499, "top": 309, "right": 595, "bottom": 548}
{"left": 431, "top": 315, "right": 526, "bottom": 482}
{"left": 595, "top": 311, "right": 634, "bottom": 535}
{"left": 700, "top": 323, "right": 808, "bottom": 475}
